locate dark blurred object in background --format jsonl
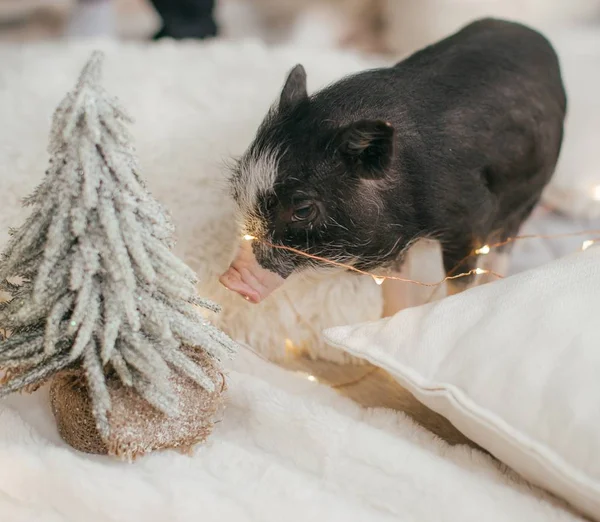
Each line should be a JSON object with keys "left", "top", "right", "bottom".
{"left": 1, "top": 0, "right": 599, "bottom": 52}
{"left": 66, "top": 0, "right": 217, "bottom": 40}
{"left": 149, "top": 0, "right": 217, "bottom": 39}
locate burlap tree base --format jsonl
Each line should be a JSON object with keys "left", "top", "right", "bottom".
{"left": 50, "top": 347, "right": 225, "bottom": 461}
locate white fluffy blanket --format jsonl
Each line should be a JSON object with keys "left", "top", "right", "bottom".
{"left": 0, "top": 39, "right": 595, "bottom": 521}
{"left": 0, "top": 350, "right": 583, "bottom": 522}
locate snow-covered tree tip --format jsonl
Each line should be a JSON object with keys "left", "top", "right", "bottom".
{"left": 77, "top": 50, "right": 103, "bottom": 88}
{"left": 0, "top": 51, "right": 238, "bottom": 439}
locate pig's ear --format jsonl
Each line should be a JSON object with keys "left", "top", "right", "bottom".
{"left": 279, "top": 64, "right": 308, "bottom": 111}
{"left": 338, "top": 120, "right": 395, "bottom": 179}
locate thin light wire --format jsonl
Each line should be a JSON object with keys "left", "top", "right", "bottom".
{"left": 260, "top": 240, "right": 504, "bottom": 287}
{"left": 446, "top": 229, "right": 600, "bottom": 279}
{"left": 484, "top": 229, "right": 600, "bottom": 250}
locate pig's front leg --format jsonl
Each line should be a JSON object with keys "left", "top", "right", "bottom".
{"left": 442, "top": 236, "right": 481, "bottom": 297}
{"left": 444, "top": 241, "right": 513, "bottom": 296}
{"left": 382, "top": 239, "right": 447, "bottom": 317}
{"left": 381, "top": 267, "right": 412, "bottom": 318}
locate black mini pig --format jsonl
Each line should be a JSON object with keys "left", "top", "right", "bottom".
{"left": 220, "top": 18, "right": 566, "bottom": 303}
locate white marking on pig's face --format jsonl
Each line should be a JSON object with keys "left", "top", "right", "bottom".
{"left": 230, "top": 148, "right": 280, "bottom": 237}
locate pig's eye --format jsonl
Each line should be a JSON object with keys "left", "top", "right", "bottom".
{"left": 292, "top": 202, "right": 317, "bottom": 222}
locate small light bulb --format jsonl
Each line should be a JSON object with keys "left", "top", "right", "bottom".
{"left": 582, "top": 240, "right": 595, "bottom": 251}
{"left": 294, "top": 370, "right": 319, "bottom": 382}
{"left": 593, "top": 186, "right": 600, "bottom": 201}
{"left": 373, "top": 276, "right": 385, "bottom": 285}
{"left": 475, "top": 245, "right": 490, "bottom": 255}
{"left": 474, "top": 268, "right": 486, "bottom": 275}
{"left": 243, "top": 234, "right": 256, "bottom": 241}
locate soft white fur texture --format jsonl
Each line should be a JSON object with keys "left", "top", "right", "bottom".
{"left": 0, "top": 349, "right": 585, "bottom": 522}
{"left": 325, "top": 247, "right": 600, "bottom": 520}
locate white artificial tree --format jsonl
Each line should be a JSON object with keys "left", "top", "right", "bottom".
{"left": 0, "top": 52, "right": 237, "bottom": 438}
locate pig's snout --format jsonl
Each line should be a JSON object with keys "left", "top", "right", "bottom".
{"left": 219, "top": 239, "right": 285, "bottom": 304}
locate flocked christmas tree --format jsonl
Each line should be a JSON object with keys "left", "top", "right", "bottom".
{"left": 0, "top": 52, "right": 237, "bottom": 443}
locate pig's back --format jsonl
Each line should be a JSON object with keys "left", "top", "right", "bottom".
{"left": 314, "top": 18, "right": 566, "bottom": 138}
{"left": 312, "top": 17, "right": 566, "bottom": 249}
{"left": 397, "top": 18, "right": 566, "bottom": 207}
{"left": 395, "top": 17, "right": 566, "bottom": 123}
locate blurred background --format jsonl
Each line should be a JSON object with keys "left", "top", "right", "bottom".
{"left": 1, "top": 0, "right": 599, "bottom": 56}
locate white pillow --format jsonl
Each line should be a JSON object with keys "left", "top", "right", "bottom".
{"left": 324, "top": 247, "right": 600, "bottom": 521}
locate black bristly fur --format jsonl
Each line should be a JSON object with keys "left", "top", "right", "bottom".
{"left": 231, "top": 18, "right": 567, "bottom": 282}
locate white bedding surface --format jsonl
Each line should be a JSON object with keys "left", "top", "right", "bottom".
{"left": 0, "top": 350, "right": 584, "bottom": 522}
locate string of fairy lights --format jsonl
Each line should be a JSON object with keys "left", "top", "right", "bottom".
{"left": 243, "top": 227, "right": 599, "bottom": 289}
